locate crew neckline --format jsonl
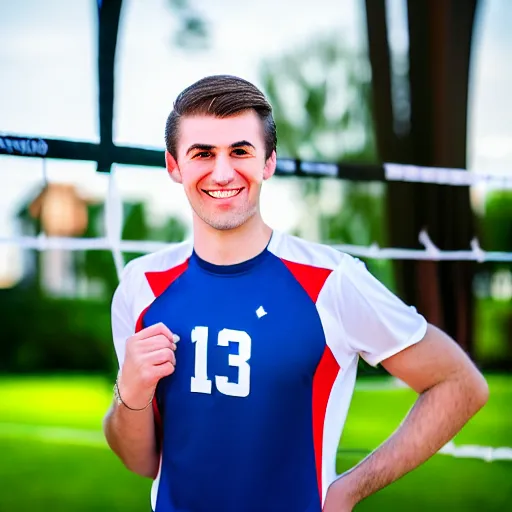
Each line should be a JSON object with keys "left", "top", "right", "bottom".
{"left": 190, "top": 231, "right": 276, "bottom": 275}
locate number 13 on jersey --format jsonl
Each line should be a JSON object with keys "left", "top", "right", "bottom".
{"left": 190, "top": 326, "right": 252, "bottom": 398}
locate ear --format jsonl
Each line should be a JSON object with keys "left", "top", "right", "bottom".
{"left": 263, "top": 150, "right": 277, "bottom": 181}
{"left": 165, "top": 150, "right": 182, "bottom": 184}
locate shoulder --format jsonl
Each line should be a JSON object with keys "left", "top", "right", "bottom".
{"left": 267, "top": 231, "right": 389, "bottom": 306}
{"left": 267, "top": 231, "right": 347, "bottom": 271}
{"left": 119, "top": 240, "right": 193, "bottom": 291}
{"left": 267, "top": 231, "right": 382, "bottom": 291}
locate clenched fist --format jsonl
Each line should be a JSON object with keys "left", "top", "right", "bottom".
{"left": 118, "top": 322, "right": 179, "bottom": 409}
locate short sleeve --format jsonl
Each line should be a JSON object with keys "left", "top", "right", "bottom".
{"left": 111, "top": 265, "right": 137, "bottom": 367}
{"left": 335, "top": 254, "right": 427, "bottom": 366}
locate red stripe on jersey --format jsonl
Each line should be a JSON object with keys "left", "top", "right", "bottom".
{"left": 280, "top": 258, "right": 338, "bottom": 500}
{"left": 280, "top": 259, "right": 332, "bottom": 303}
{"left": 312, "top": 347, "right": 340, "bottom": 498}
{"left": 134, "top": 258, "right": 189, "bottom": 475}
{"left": 135, "top": 304, "right": 163, "bottom": 460}
{"left": 135, "top": 305, "right": 150, "bottom": 333}
{"left": 145, "top": 259, "right": 189, "bottom": 297}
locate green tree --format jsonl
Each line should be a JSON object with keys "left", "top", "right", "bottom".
{"left": 481, "top": 190, "right": 512, "bottom": 255}
{"left": 260, "top": 35, "right": 392, "bottom": 286}
{"left": 168, "top": 0, "right": 209, "bottom": 50}
{"left": 260, "top": 35, "right": 375, "bottom": 163}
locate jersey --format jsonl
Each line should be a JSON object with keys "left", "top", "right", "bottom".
{"left": 111, "top": 230, "right": 427, "bottom": 512}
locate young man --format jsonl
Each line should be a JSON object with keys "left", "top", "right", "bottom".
{"left": 103, "top": 75, "right": 489, "bottom": 512}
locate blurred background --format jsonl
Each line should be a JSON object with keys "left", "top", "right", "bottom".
{"left": 0, "top": 0, "right": 511, "bottom": 510}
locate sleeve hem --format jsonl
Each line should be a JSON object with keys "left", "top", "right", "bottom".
{"left": 361, "top": 317, "right": 428, "bottom": 367}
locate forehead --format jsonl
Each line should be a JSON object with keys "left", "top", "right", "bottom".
{"left": 177, "top": 111, "right": 264, "bottom": 153}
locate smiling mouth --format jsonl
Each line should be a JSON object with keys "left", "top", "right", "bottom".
{"left": 202, "top": 188, "right": 243, "bottom": 199}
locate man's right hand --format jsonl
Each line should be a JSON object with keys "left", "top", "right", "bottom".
{"left": 118, "top": 322, "right": 178, "bottom": 409}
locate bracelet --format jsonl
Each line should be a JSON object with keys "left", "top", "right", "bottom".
{"left": 114, "top": 377, "right": 154, "bottom": 411}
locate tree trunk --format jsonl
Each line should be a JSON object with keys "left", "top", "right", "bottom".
{"left": 364, "top": 0, "right": 478, "bottom": 355}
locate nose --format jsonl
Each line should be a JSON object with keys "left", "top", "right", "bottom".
{"left": 211, "top": 153, "right": 235, "bottom": 186}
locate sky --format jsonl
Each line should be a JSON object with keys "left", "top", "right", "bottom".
{"left": 0, "top": 0, "right": 511, "bottom": 284}
{"left": 0, "top": 0, "right": 364, "bottom": 239}
{"left": 468, "top": 0, "right": 512, "bottom": 171}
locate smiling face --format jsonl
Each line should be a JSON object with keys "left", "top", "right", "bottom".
{"left": 166, "top": 110, "right": 276, "bottom": 231}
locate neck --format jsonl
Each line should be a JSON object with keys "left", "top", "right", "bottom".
{"left": 192, "top": 213, "right": 272, "bottom": 265}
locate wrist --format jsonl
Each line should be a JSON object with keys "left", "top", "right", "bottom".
{"left": 115, "top": 372, "right": 155, "bottom": 411}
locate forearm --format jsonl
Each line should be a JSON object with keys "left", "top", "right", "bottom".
{"left": 331, "top": 373, "right": 488, "bottom": 507}
{"left": 103, "top": 401, "right": 159, "bottom": 478}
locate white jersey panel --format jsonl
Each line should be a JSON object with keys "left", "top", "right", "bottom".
{"left": 267, "top": 230, "right": 344, "bottom": 271}
{"left": 151, "top": 456, "right": 163, "bottom": 511}
{"left": 315, "top": 273, "right": 360, "bottom": 504}
{"left": 332, "top": 254, "right": 428, "bottom": 366}
{"left": 318, "top": 358, "right": 358, "bottom": 504}
{"left": 111, "top": 241, "right": 193, "bottom": 366}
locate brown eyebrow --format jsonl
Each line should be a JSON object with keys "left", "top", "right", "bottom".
{"left": 185, "top": 140, "right": 255, "bottom": 156}
{"left": 185, "top": 143, "right": 215, "bottom": 156}
{"left": 230, "top": 140, "right": 255, "bottom": 150}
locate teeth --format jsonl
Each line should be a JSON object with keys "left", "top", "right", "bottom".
{"left": 206, "top": 189, "right": 241, "bottom": 198}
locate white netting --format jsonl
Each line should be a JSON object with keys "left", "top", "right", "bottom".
{"left": 2, "top": 161, "right": 512, "bottom": 280}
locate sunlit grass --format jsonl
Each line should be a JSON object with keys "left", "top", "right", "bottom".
{"left": 340, "top": 374, "right": 512, "bottom": 449}
{"left": 0, "top": 373, "right": 510, "bottom": 511}
{"left": 0, "top": 374, "right": 112, "bottom": 430}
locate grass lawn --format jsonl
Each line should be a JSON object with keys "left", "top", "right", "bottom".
{"left": 0, "top": 374, "right": 510, "bottom": 511}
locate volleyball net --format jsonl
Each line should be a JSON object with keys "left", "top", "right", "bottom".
{"left": 2, "top": 135, "right": 512, "bottom": 280}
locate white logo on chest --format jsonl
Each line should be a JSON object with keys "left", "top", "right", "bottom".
{"left": 256, "top": 306, "right": 267, "bottom": 318}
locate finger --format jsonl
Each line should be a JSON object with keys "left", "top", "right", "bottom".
{"left": 141, "top": 334, "right": 179, "bottom": 352}
{"left": 135, "top": 334, "right": 173, "bottom": 352}
{"left": 132, "top": 322, "right": 174, "bottom": 342}
{"left": 146, "top": 347, "right": 175, "bottom": 366}
{"left": 155, "top": 335, "right": 178, "bottom": 352}
{"left": 155, "top": 361, "right": 175, "bottom": 378}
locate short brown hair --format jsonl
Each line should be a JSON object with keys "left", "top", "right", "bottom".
{"left": 165, "top": 75, "right": 277, "bottom": 159}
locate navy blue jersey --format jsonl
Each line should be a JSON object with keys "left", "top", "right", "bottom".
{"left": 111, "top": 231, "right": 427, "bottom": 511}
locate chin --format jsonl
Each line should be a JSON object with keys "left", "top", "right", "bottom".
{"left": 206, "top": 218, "right": 247, "bottom": 231}
{"left": 200, "top": 210, "right": 257, "bottom": 231}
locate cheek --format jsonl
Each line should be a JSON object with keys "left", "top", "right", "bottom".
{"left": 236, "top": 162, "right": 264, "bottom": 185}
{"left": 180, "top": 163, "right": 211, "bottom": 191}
